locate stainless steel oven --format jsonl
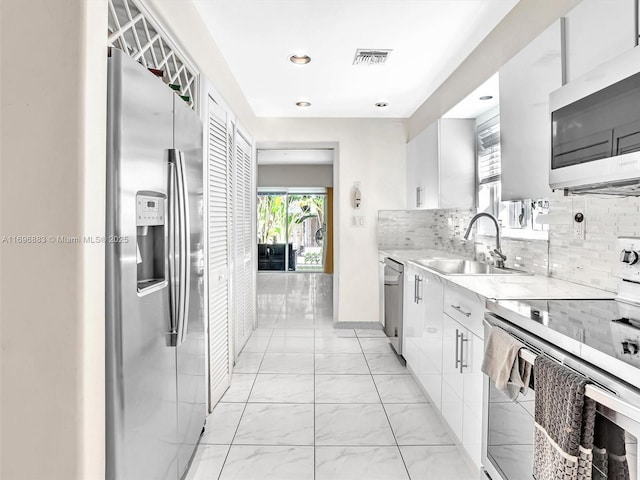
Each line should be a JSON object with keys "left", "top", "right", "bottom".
{"left": 482, "top": 313, "right": 640, "bottom": 480}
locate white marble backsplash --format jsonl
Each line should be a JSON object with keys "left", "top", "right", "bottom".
{"left": 475, "top": 235, "right": 549, "bottom": 277}
{"left": 377, "top": 209, "right": 476, "bottom": 257}
{"left": 379, "top": 196, "right": 640, "bottom": 293}
{"left": 547, "top": 195, "right": 640, "bottom": 292}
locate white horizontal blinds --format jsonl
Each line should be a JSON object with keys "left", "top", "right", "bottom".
{"left": 477, "top": 114, "right": 501, "bottom": 185}
{"left": 206, "top": 97, "right": 230, "bottom": 410}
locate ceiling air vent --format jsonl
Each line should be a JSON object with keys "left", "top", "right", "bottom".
{"left": 353, "top": 49, "right": 392, "bottom": 65}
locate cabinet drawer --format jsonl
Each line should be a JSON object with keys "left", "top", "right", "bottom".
{"left": 443, "top": 283, "right": 485, "bottom": 339}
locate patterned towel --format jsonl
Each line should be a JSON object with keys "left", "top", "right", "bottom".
{"left": 593, "top": 414, "right": 631, "bottom": 480}
{"left": 533, "top": 356, "right": 596, "bottom": 480}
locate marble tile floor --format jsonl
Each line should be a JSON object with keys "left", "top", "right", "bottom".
{"left": 186, "top": 273, "right": 477, "bottom": 480}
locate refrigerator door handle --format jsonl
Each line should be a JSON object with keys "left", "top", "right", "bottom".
{"left": 168, "top": 157, "right": 179, "bottom": 346}
{"left": 175, "top": 149, "right": 191, "bottom": 347}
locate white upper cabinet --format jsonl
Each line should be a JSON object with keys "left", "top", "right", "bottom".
{"left": 564, "top": 0, "right": 637, "bottom": 82}
{"left": 499, "top": 20, "right": 561, "bottom": 201}
{"left": 406, "top": 118, "right": 475, "bottom": 210}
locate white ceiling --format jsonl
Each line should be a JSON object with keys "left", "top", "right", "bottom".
{"left": 193, "top": 0, "right": 519, "bottom": 118}
{"left": 443, "top": 72, "right": 500, "bottom": 119}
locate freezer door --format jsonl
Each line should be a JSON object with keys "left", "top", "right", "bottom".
{"left": 173, "top": 96, "right": 206, "bottom": 477}
{"left": 106, "top": 48, "right": 178, "bottom": 480}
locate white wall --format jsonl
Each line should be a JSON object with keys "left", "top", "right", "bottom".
{"left": 0, "top": 1, "right": 107, "bottom": 479}
{"left": 256, "top": 118, "right": 408, "bottom": 322}
{"left": 409, "top": 0, "right": 581, "bottom": 139}
{"left": 144, "top": 0, "right": 258, "bottom": 134}
{"left": 258, "top": 164, "right": 333, "bottom": 188}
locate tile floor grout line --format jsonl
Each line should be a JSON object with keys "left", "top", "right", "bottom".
{"left": 360, "top": 333, "right": 414, "bottom": 480}
{"left": 214, "top": 274, "right": 436, "bottom": 479}
{"left": 213, "top": 443, "right": 232, "bottom": 480}
{"left": 216, "top": 393, "right": 252, "bottom": 479}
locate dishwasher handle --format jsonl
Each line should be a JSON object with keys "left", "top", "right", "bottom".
{"left": 384, "top": 274, "right": 400, "bottom": 286}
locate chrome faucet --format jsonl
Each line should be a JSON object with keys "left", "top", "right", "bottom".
{"left": 463, "top": 212, "right": 507, "bottom": 269}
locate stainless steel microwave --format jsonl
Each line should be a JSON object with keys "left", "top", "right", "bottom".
{"left": 550, "top": 46, "right": 640, "bottom": 194}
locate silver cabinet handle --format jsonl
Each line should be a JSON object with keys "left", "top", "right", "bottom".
{"left": 416, "top": 276, "right": 423, "bottom": 303}
{"left": 414, "top": 274, "right": 418, "bottom": 303}
{"left": 459, "top": 331, "right": 469, "bottom": 373}
{"left": 451, "top": 304, "right": 471, "bottom": 317}
{"left": 416, "top": 187, "right": 423, "bottom": 208}
{"left": 455, "top": 328, "right": 460, "bottom": 369}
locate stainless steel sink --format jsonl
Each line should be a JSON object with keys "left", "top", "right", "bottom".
{"left": 414, "top": 259, "right": 531, "bottom": 276}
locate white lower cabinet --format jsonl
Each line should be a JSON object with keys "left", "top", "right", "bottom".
{"left": 461, "top": 324, "right": 484, "bottom": 470}
{"left": 403, "top": 266, "right": 444, "bottom": 409}
{"left": 418, "top": 272, "right": 444, "bottom": 410}
{"left": 441, "top": 313, "right": 484, "bottom": 470}
{"left": 402, "top": 271, "right": 485, "bottom": 470}
{"left": 403, "top": 264, "right": 425, "bottom": 370}
{"left": 441, "top": 315, "right": 465, "bottom": 441}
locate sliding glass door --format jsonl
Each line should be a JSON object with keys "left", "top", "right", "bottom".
{"left": 257, "top": 190, "right": 326, "bottom": 272}
{"left": 288, "top": 194, "right": 325, "bottom": 272}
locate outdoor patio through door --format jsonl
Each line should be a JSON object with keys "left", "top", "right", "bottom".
{"left": 257, "top": 190, "right": 326, "bottom": 272}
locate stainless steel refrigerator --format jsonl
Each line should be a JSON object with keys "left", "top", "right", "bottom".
{"left": 106, "top": 47, "right": 205, "bottom": 480}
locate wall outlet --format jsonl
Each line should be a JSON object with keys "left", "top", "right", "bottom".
{"left": 573, "top": 215, "right": 585, "bottom": 240}
{"left": 572, "top": 197, "right": 586, "bottom": 240}
{"left": 352, "top": 215, "right": 365, "bottom": 227}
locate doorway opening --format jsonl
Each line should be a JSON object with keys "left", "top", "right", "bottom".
{"left": 257, "top": 189, "right": 328, "bottom": 272}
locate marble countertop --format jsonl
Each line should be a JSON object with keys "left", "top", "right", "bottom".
{"left": 379, "top": 248, "right": 615, "bottom": 301}
{"left": 379, "top": 249, "right": 465, "bottom": 264}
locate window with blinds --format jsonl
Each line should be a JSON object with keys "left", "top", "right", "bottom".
{"left": 477, "top": 113, "right": 501, "bottom": 218}
{"left": 477, "top": 113, "right": 501, "bottom": 185}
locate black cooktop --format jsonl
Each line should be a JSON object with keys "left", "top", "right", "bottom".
{"left": 489, "top": 299, "right": 640, "bottom": 372}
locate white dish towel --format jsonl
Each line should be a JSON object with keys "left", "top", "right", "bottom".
{"left": 481, "top": 326, "right": 532, "bottom": 400}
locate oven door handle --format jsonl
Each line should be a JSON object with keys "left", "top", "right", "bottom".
{"left": 585, "top": 384, "right": 640, "bottom": 424}
{"left": 485, "top": 315, "right": 640, "bottom": 423}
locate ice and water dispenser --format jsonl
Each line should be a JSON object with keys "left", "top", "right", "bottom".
{"left": 136, "top": 192, "right": 166, "bottom": 292}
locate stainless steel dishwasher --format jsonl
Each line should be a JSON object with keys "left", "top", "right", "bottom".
{"left": 383, "top": 257, "right": 404, "bottom": 355}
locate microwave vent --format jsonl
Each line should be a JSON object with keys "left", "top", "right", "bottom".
{"left": 565, "top": 178, "right": 640, "bottom": 196}
{"left": 353, "top": 49, "right": 392, "bottom": 65}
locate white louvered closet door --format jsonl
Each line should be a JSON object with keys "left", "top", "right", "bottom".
{"left": 233, "top": 131, "right": 254, "bottom": 356}
{"left": 206, "top": 97, "right": 231, "bottom": 411}
{"left": 241, "top": 140, "right": 254, "bottom": 334}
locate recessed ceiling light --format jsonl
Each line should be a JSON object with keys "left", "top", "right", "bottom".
{"left": 296, "top": 101, "right": 311, "bottom": 107}
{"left": 479, "top": 95, "right": 493, "bottom": 101}
{"left": 375, "top": 102, "right": 389, "bottom": 108}
{"left": 289, "top": 54, "right": 311, "bottom": 65}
